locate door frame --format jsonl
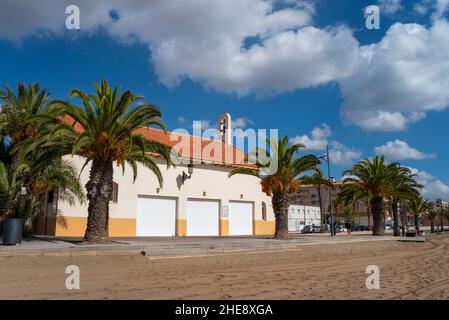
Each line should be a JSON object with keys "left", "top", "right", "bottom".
{"left": 228, "top": 200, "right": 255, "bottom": 236}
{"left": 186, "top": 198, "right": 221, "bottom": 236}
{"left": 136, "top": 195, "right": 178, "bottom": 237}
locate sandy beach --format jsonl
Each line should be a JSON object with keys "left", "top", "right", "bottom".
{"left": 0, "top": 233, "right": 448, "bottom": 300}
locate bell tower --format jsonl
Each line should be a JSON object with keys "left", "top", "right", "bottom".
{"left": 218, "top": 113, "right": 232, "bottom": 145}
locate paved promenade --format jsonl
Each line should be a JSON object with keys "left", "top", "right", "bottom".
{"left": 0, "top": 232, "right": 424, "bottom": 258}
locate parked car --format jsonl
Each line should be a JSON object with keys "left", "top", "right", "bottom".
{"left": 301, "top": 225, "right": 313, "bottom": 234}
{"left": 385, "top": 224, "right": 393, "bottom": 230}
{"left": 301, "top": 225, "right": 321, "bottom": 234}
{"left": 336, "top": 225, "right": 347, "bottom": 233}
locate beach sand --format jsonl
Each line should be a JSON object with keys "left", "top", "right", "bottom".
{"left": 1, "top": 233, "right": 448, "bottom": 300}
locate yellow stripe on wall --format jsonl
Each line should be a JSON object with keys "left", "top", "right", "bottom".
{"left": 220, "top": 219, "right": 229, "bottom": 236}
{"left": 46, "top": 216, "right": 136, "bottom": 237}
{"left": 176, "top": 219, "right": 187, "bottom": 236}
{"left": 46, "top": 216, "right": 275, "bottom": 237}
{"left": 254, "top": 220, "right": 275, "bottom": 235}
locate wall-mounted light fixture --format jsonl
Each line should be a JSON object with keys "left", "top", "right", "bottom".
{"left": 182, "top": 160, "right": 194, "bottom": 184}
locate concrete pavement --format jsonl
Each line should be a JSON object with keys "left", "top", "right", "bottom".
{"left": 0, "top": 232, "right": 425, "bottom": 258}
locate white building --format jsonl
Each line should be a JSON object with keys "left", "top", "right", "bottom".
{"left": 288, "top": 205, "right": 321, "bottom": 233}
{"left": 37, "top": 113, "right": 275, "bottom": 237}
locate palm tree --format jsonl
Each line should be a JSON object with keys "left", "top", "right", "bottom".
{"left": 342, "top": 156, "right": 400, "bottom": 236}
{"left": 425, "top": 205, "right": 438, "bottom": 233}
{"left": 1, "top": 83, "right": 84, "bottom": 234}
{"left": 408, "top": 197, "right": 432, "bottom": 234}
{"left": 338, "top": 178, "right": 372, "bottom": 230}
{"left": 300, "top": 172, "right": 330, "bottom": 229}
{"left": 40, "top": 80, "right": 172, "bottom": 243}
{"left": 443, "top": 208, "right": 449, "bottom": 232}
{"left": 0, "top": 83, "right": 49, "bottom": 140}
{"left": 388, "top": 164, "right": 422, "bottom": 237}
{"left": 438, "top": 206, "right": 447, "bottom": 232}
{"left": 0, "top": 160, "right": 22, "bottom": 219}
{"left": 229, "top": 136, "right": 320, "bottom": 239}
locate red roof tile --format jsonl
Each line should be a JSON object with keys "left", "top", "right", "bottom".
{"left": 60, "top": 115, "right": 254, "bottom": 168}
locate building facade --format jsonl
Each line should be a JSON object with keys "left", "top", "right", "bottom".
{"left": 289, "top": 181, "right": 392, "bottom": 226}
{"left": 288, "top": 205, "right": 321, "bottom": 233}
{"left": 38, "top": 114, "right": 276, "bottom": 237}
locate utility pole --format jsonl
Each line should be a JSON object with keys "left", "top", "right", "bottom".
{"left": 320, "top": 145, "right": 335, "bottom": 237}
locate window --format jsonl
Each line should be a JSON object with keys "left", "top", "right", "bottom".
{"left": 111, "top": 182, "right": 119, "bottom": 203}
{"left": 262, "top": 201, "right": 267, "bottom": 220}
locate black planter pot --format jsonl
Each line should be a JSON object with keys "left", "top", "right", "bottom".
{"left": 2, "top": 218, "right": 24, "bottom": 245}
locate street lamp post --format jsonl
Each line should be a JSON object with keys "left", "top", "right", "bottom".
{"left": 319, "top": 145, "right": 335, "bottom": 237}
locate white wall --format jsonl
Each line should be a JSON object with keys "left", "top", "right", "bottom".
{"left": 288, "top": 204, "right": 321, "bottom": 232}
{"left": 57, "top": 155, "right": 274, "bottom": 222}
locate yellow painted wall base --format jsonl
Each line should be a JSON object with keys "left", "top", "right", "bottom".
{"left": 46, "top": 216, "right": 136, "bottom": 237}
{"left": 220, "top": 219, "right": 229, "bottom": 236}
{"left": 254, "top": 220, "right": 275, "bottom": 235}
{"left": 46, "top": 216, "right": 275, "bottom": 237}
{"left": 176, "top": 219, "right": 187, "bottom": 236}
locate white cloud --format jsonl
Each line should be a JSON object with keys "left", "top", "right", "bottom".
{"left": 199, "top": 120, "right": 211, "bottom": 130}
{"left": 0, "top": 0, "right": 111, "bottom": 40}
{"left": 291, "top": 124, "right": 361, "bottom": 166}
{"left": 413, "top": 0, "right": 449, "bottom": 19}
{"left": 374, "top": 140, "right": 436, "bottom": 161}
{"left": 0, "top": 0, "right": 361, "bottom": 96}
{"left": 433, "top": 0, "right": 449, "bottom": 20}
{"left": 408, "top": 167, "right": 449, "bottom": 200}
{"left": 414, "top": 2, "right": 430, "bottom": 15}
{"left": 378, "top": 0, "right": 403, "bottom": 15}
{"left": 290, "top": 124, "right": 331, "bottom": 150}
{"left": 422, "top": 180, "right": 449, "bottom": 200}
{"left": 340, "top": 21, "right": 449, "bottom": 131}
{"left": 328, "top": 141, "right": 362, "bottom": 167}
{"left": 177, "top": 116, "right": 187, "bottom": 124}
{"left": 0, "top": 1, "right": 449, "bottom": 133}
{"left": 232, "top": 117, "right": 255, "bottom": 129}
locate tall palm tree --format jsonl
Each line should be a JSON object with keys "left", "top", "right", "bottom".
{"left": 1, "top": 83, "right": 84, "bottom": 234}
{"left": 438, "top": 206, "right": 447, "bottom": 232}
{"left": 338, "top": 179, "right": 372, "bottom": 230}
{"left": 425, "top": 205, "right": 438, "bottom": 233}
{"left": 388, "top": 164, "right": 422, "bottom": 237}
{"left": 0, "top": 83, "right": 50, "bottom": 167}
{"left": 408, "top": 197, "right": 432, "bottom": 234}
{"left": 342, "top": 156, "right": 400, "bottom": 236}
{"left": 229, "top": 136, "right": 320, "bottom": 239}
{"left": 40, "top": 80, "right": 172, "bottom": 243}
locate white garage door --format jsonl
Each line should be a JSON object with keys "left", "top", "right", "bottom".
{"left": 229, "top": 201, "right": 253, "bottom": 235}
{"left": 136, "top": 196, "right": 176, "bottom": 236}
{"left": 187, "top": 199, "right": 219, "bottom": 236}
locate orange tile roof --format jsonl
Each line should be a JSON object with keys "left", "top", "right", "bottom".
{"left": 60, "top": 115, "right": 254, "bottom": 168}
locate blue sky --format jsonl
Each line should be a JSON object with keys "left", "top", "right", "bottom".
{"left": 0, "top": 0, "right": 449, "bottom": 199}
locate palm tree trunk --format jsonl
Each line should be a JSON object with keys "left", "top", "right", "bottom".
{"left": 272, "top": 191, "right": 290, "bottom": 240}
{"left": 367, "top": 206, "right": 371, "bottom": 230}
{"left": 83, "top": 159, "right": 113, "bottom": 243}
{"left": 414, "top": 214, "right": 420, "bottom": 234}
{"left": 370, "top": 196, "right": 385, "bottom": 236}
{"left": 430, "top": 219, "right": 435, "bottom": 233}
{"left": 441, "top": 216, "right": 444, "bottom": 232}
{"left": 392, "top": 199, "right": 400, "bottom": 237}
